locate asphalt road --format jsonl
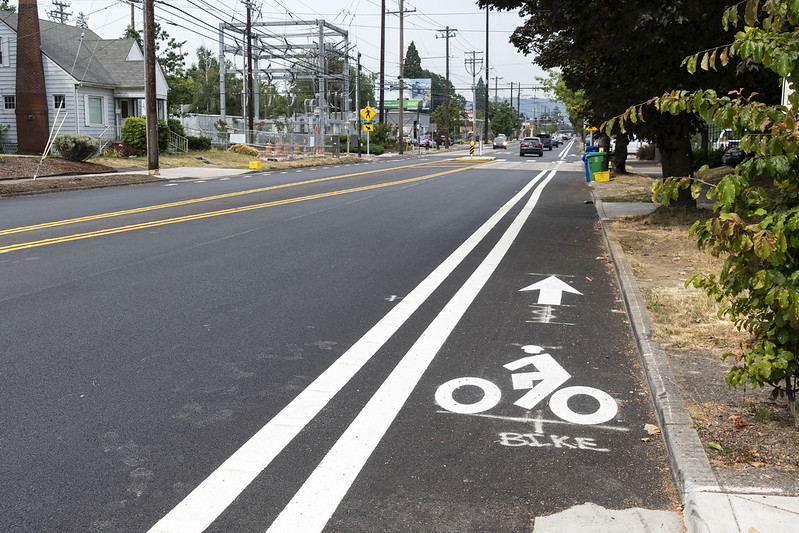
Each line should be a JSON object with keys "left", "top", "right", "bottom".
{"left": 0, "top": 141, "right": 679, "bottom": 532}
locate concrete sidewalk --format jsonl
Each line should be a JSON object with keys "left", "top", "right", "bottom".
{"left": 593, "top": 194, "right": 799, "bottom": 532}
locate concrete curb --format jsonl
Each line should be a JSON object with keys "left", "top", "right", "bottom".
{"left": 593, "top": 197, "right": 729, "bottom": 531}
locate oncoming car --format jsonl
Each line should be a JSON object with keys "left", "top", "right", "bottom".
{"left": 492, "top": 134, "right": 508, "bottom": 149}
{"left": 519, "top": 137, "right": 543, "bottom": 157}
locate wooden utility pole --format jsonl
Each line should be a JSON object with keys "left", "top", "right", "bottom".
{"left": 492, "top": 75, "right": 502, "bottom": 102}
{"left": 484, "top": 7, "right": 490, "bottom": 143}
{"left": 144, "top": 0, "right": 158, "bottom": 173}
{"left": 48, "top": 1, "right": 72, "bottom": 23}
{"left": 398, "top": 0, "right": 404, "bottom": 154}
{"left": 437, "top": 27, "right": 456, "bottom": 148}
{"left": 379, "top": 0, "right": 386, "bottom": 124}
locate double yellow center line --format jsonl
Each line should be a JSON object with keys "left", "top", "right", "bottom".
{"left": 0, "top": 160, "right": 489, "bottom": 254}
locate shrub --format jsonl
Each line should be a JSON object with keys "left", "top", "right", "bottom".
{"left": 187, "top": 136, "right": 212, "bottom": 151}
{"left": 121, "top": 117, "right": 147, "bottom": 152}
{"left": 52, "top": 134, "right": 99, "bottom": 161}
{"left": 121, "top": 117, "right": 170, "bottom": 153}
{"left": 370, "top": 144, "right": 385, "bottom": 156}
{"left": 228, "top": 143, "right": 259, "bottom": 156}
{"left": 636, "top": 144, "right": 655, "bottom": 160}
{"left": 157, "top": 119, "right": 169, "bottom": 152}
{"left": 167, "top": 118, "right": 185, "bottom": 137}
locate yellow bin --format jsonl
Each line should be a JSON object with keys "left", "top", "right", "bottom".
{"left": 249, "top": 161, "right": 262, "bottom": 169}
{"left": 594, "top": 170, "right": 610, "bottom": 182}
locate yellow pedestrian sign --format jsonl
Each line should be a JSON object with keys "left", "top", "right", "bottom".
{"left": 363, "top": 124, "right": 374, "bottom": 132}
{"left": 360, "top": 105, "right": 376, "bottom": 122}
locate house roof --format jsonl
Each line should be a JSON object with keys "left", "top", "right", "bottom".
{"left": 0, "top": 11, "right": 143, "bottom": 88}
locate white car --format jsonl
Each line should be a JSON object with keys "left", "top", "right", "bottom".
{"left": 713, "top": 129, "right": 739, "bottom": 150}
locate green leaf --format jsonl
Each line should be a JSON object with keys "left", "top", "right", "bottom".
{"left": 686, "top": 54, "right": 698, "bottom": 74}
{"left": 720, "top": 47, "right": 730, "bottom": 67}
{"left": 745, "top": 0, "right": 759, "bottom": 26}
{"left": 707, "top": 442, "right": 724, "bottom": 452}
{"left": 700, "top": 52, "right": 709, "bottom": 71}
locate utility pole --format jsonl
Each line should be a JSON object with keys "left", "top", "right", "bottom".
{"left": 437, "top": 26, "right": 456, "bottom": 148}
{"left": 398, "top": 0, "right": 404, "bottom": 154}
{"left": 356, "top": 52, "right": 361, "bottom": 157}
{"left": 464, "top": 51, "right": 483, "bottom": 147}
{"left": 387, "top": 1, "right": 415, "bottom": 154}
{"left": 492, "top": 75, "right": 502, "bottom": 102}
{"left": 379, "top": 0, "right": 386, "bottom": 124}
{"left": 245, "top": 0, "right": 254, "bottom": 144}
{"left": 48, "top": 0, "right": 72, "bottom": 24}
{"left": 144, "top": 0, "right": 158, "bottom": 173}
{"left": 484, "top": 6, "right": 490, "bottom": 144}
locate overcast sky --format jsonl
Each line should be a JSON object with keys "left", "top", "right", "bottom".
{"left": 32, "top": 0, "right": 551, "bottom": 101}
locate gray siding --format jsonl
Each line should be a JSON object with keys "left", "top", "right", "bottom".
{"left": 0, "top": 21, "right": 16, "bottom": 145}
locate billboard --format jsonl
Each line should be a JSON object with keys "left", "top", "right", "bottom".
{"left": 380, "top": 78, "right": 432, "bottom": 110}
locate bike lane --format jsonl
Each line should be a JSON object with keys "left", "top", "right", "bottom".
{"left": 318, "top": 167, "right": 682, "bottom": 531}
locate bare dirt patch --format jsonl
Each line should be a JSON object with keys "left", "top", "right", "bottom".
{"left": 593, "top": 171, "right": 799, "bottom": 477}
{"left": 0, "top": 156, "right": 159, "bottom": 196}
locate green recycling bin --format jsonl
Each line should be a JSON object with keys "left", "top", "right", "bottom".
{"left": 586, "top": 152, "right": 609, "bottom": 181}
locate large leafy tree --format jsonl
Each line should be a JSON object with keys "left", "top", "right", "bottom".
{"left": 481, "top": 0, "right": 778, "bottom": 188}
{"left": 607, "top": 1, "right": 799, "bottom": 423}
{"left": 488, "top": 100, "right": 521, "bottom": 137}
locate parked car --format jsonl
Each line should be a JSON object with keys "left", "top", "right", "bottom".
{"left": 721, "top": 146, "right": 747, "bottom": 166}
{"left": 492, "top": 134, "right": 508, "bottom": 149}
{"left": 520, "top": 137, "right": 544, "bottom": 157}
{"left": 537, "top": 133, "right": 552, "bottom": 150}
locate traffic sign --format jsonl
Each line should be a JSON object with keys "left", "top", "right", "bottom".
{"left": 360, "top": 105, "right": 376, "bottom": 121}
{"left": 363, "top": 124, "right": 374, "bottom": 132}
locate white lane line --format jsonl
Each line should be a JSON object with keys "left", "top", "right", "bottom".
{"left": 147, "top": 169, "right": 550, "bottom": 533}
{"left": 558, "top": 140, "right": 575, "bottom": 159}
{"left": 266, "top": 165, "right": 560, "bottom": 532}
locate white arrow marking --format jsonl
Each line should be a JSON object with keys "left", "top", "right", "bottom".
{"left": 519, "top": 275, "right": 583, "bottom": 305}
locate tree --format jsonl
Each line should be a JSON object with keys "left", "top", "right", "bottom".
{"left": 430, "top": 99, "right": 466, "bottom": 142}
{"left": 488, "top": 100, "right": 521, "bottom": 137}
{"left": 475, "top": 78, "right": 487, "bottom": 117}
{"left": 482, "top": 0, "right": 778, "bottom": 195}
{"left": 404, "top": 42, "right": 423, "bottom": 78}
{"left": 0, "top": 1, "right": 15, "bottom": 12}
{"left": 606, "top": 1, "right": 799, "bottom": 424}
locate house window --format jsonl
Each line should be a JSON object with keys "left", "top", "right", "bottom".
{"left": 0, "top": 38, "right": 7, "bottom": 67}
{"left": 54, "top": 94, "right": 66, "bottom": 110}
{"left": 85, "top": 95, "right": 105, "bottom": 126}
{"left": 4, "top": 95, "right": 15, "bottom": 110}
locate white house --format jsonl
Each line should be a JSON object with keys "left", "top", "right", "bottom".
{"left": 0, "top": 11, "right": 168, "bottom": 151}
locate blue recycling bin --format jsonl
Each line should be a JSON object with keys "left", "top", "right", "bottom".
{"left": 582, "top": 146, "right": 602, "bottom": 181}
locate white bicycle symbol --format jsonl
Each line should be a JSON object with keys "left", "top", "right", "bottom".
{"left": 435, "top": 345, "right": 618, "bottom": 425}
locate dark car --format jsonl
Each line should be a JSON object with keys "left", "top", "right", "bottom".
{"left": 551, "top": 136, "right": 560, "bottom": 148}
{"left": 520, "top": 137, "right": 543, "bottom": 157}
{"left": 721, "top": 146, "right": 747, "bottom": 166}
{"left": 492, "top": 134, "right": 508, "bottom": 149}
{"left": 537, "top": 133, "right": 552, "bottom": 150}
